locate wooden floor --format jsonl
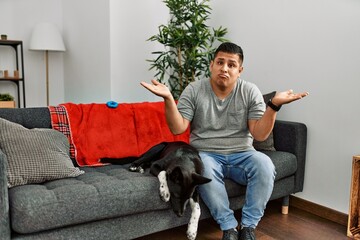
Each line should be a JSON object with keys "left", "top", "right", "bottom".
{"left": 136, "top": 200, "right": 350, "bottom": 240}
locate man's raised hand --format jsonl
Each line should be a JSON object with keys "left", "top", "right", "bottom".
{"left": 140, "top": 79, "right": 173, "bottom": 99}
{"left": 272, "top": 89, "right": 309, "bottom": 106}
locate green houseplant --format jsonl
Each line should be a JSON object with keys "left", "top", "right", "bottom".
{"left": 147, "top": 0, "right": 228, "bottom": 99}
{"left": 0, "top": 93, "right": 14, "bottom": 101}
{"left": 0, "top": 93, "right": 15, "bottom": 108}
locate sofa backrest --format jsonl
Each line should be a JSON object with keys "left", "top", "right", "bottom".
{"left": 0, "top": 107, "right": 51, "bottom": 129}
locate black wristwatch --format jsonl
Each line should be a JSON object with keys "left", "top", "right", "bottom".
{"left": 267, "top": 99, "right": 282, "bottom": 112}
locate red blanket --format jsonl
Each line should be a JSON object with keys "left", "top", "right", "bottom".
{"left": 51, "top": 102, "right": 189, "bottom": 166}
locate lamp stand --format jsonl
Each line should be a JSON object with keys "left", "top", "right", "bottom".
{"left": 45, "top": 50, "right": 49, "bottom": 106}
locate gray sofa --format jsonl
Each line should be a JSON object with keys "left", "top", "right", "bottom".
{"left": 0, "top": 107, "right": 307, "bottom": 240}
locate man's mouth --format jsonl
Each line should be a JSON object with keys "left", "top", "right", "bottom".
{"left": 218, "top": 74, "right": 228, "bottom": 79}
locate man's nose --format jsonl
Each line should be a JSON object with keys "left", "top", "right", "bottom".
{"left": 220, "top": 65, "right": 228, "bottom": 72}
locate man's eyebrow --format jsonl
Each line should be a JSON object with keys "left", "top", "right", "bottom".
{"left": 216, "top": 57, "right": 237, "bottom": 62}
{"left": 215, "top": 57, "right": 239, "bottom": 65}
{"left": 227, "top": 59, "right": 239, "bottom": 65}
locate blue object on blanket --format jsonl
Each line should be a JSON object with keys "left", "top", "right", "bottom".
{"left": 106, "top": 101, "right": 118, "bottom": 108}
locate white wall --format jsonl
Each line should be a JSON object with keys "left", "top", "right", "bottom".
{"left": 109, "top": 0, "right": 168, "bottom": 103}
{"left": 1, "top": 0, "right": 359, "bottom": 214}
{"left": 61, "top": 0, "right": 166, "bottom": 104}
{"left": 0, "top": 0, "right": 64, "bottom": 107}
{"left": 62, "top": 0, "right": 111, "bottom": 103}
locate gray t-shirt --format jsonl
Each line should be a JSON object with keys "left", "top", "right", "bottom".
{"left": 177, "top": 78, "right": 265, "bottom": 154}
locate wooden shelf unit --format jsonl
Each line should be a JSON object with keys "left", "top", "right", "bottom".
{"left": 0, "top": 40, "right": 26, "bottom": 107}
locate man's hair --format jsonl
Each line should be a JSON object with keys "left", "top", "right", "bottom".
{"left": 214, "top": 42, "right": 244, "bottom": 63}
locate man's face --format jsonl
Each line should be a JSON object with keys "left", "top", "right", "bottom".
{"left": 209, "top": 51, "right": 243, "bottom": 90}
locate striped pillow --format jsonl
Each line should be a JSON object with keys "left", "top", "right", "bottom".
{"left": 0, "top": 118, "right": 84, "bottom": 188}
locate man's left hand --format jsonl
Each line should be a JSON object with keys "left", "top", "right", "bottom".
{"left": 271, "top": 90, "right": 309, "bottom": 106}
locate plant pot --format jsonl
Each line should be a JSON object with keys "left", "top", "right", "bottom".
{"left": 0, "top": 101, "right": 15, "bottom": 108}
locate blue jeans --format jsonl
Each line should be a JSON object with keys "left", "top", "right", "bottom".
{"left": 198, "top": 150, "right": 276, "bottom": 230}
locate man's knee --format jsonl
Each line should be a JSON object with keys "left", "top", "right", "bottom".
{"left": 251, "top": 152, "right": 276, "bottom": 181}
{"left": 199, "top": 152, "right": 223, "bottom": 178}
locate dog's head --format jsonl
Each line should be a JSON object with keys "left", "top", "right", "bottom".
{"left": 166, "top": 166, "right": 211, "bottom": 217}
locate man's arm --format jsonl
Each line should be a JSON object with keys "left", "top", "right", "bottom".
{"left": 140, "top": 80, "right": 190, "bottom": 135}
{"left": 248, "top": 89, "right": 309, "bottom": 141}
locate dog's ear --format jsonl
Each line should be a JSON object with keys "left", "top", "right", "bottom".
{"left": 191, "top": 173, "right": 211, "bottom": 186}
{"left": 168, "top": 167, "right": 183, "bottom": 184}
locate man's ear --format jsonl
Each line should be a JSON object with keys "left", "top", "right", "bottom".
{"left": 192, "top": 173, "right": 211, "bottom": 186}
{"left": 209, "top": 60, "right": 214, "bottom": 73}
{"left": 238, "top": 66, "right": 244, "bottom": 76}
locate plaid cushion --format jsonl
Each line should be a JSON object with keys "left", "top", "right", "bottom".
{"left": 0, "top": 117, "right": 84, "bottom": 188}
{"left": 49, "top": 105, "right": 75, "bottom": 158}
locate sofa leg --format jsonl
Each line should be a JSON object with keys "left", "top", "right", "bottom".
{"left": 282, "top": 195, "right": 289, "bottom": 215}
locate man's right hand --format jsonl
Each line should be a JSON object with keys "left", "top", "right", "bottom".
{"left": 140, "top": 79, "right": 189, "bottom": 135}
{"left": 140, "top": 79, "right": 173, "bottom": 100}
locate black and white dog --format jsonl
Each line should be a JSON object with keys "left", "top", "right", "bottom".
{"left": 129, "top": 141, "right": 211, "bottom": 240}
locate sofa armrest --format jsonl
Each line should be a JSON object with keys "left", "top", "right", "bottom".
{"left": 0, "top": 150, "right": 10, "bottom": 240}
{"left": 273, "top": 120, "right": 307, "bottom": 193}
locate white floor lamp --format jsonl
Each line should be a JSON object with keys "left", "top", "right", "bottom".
{"left": 29, "top": 22, "right": 66, "bottom": 106}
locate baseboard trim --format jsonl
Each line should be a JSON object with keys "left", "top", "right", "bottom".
{"left": 289, "top": 195, "right": 348, "bottom": 226}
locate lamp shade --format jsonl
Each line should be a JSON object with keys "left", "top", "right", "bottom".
{"left": 29, "top": 22, "right": 66, "bottom": 51}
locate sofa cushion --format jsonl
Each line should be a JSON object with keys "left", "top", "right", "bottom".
{"left": 0, "top": 117, "right": 84, "bottom": 188}
{"left": 9, "top": 164, "right": 173, "bottom": 234}
{"left": 263, "top": 151, "right": 297, "bottom": 180}
{"left": 9, "top": 150, "right": 297, "bottom": 234}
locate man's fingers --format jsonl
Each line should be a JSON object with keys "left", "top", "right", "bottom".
{"left": 301, "top": 92, "right": 309, "bottom": 97}
{"left": 151, "top": 79, "right": 160, "bottom": 85}
{"left": 294, "top": 92, "right": 309, "bottom": 99}
{"left": 140, "top": 81, "right": 152, "bottom": 89}
{"left": 287, "top": 90, "right": 309, "bottom": 98}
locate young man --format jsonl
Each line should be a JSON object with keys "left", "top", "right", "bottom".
{"left": 141, "top": 42, "right": 308, "bottom": 240}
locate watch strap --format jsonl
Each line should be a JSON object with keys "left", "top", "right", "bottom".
{"left": 267, "top": 99, "right": 281, "bottom": 111}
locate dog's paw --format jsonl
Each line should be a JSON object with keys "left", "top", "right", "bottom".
{"left": 129, "top": 165, "right": 144, "bottom": 173}
{"left": 129, "top": 164, "right": 137, "bottom": 172}
{"left": 186, "top": 199, "right": 200, "bottom": 240}
{"left": 158, "top": 171, "right": 170, "bottom": 202}
{"left": 159, "top": 186, "right": 170, "bottom": 202}
{"left": 186, "top": 224, "right": 198, "bottom": 240}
